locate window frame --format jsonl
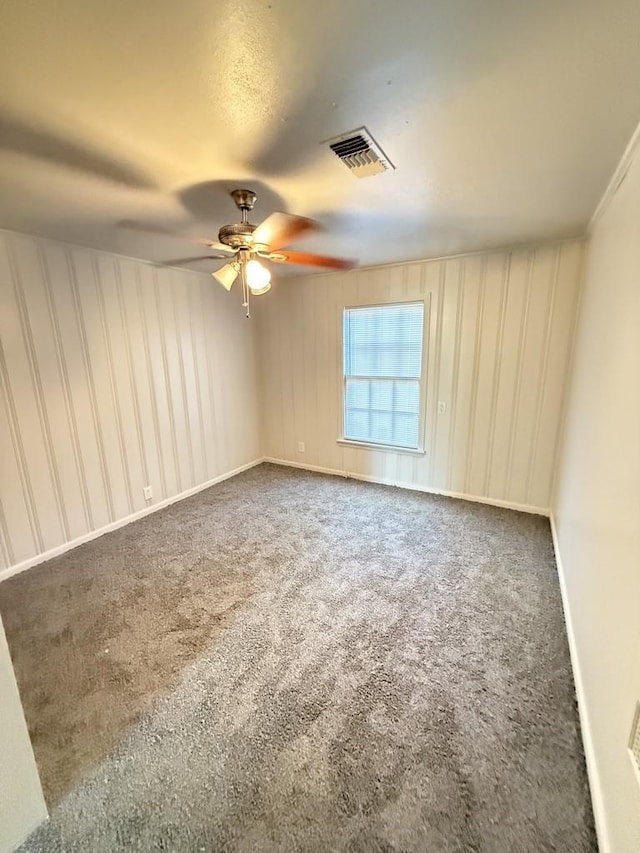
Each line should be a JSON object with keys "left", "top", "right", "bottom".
{"left": 339, "top": 299, "right": 429, "bottom": 455}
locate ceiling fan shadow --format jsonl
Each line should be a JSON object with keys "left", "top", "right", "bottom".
{"left": 0, "top": 115, "right": 156, "bottom": 190}
{"left": 248, "top": 122, "right": 327, "bottom": 179}
{"left": 177, "top": 179, "right": 287, "bottom": 223}
{"left": 310, "top": 209, "right": 415, "bottom": 235}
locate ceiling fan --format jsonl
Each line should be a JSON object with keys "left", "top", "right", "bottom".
{"left": 123, "top": 189, "right": 356, "bottom": 317}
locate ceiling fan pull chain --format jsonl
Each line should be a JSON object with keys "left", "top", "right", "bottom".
{"left": 240, "top": 260, "right": 250, "bottom": 318}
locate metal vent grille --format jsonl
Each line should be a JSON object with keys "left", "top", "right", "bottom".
{"left": 325, "top": 127, "right": 394, "bottom": 178}
{"left": 629, "top": 703, "right": 640, "bottom": 785}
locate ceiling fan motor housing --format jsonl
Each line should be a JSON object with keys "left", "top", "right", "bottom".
{"left": 218, "top": 222, "right": 256, "bottom": 249}
{"left": 218, "top": 188, "right": 259, "bottom": 248}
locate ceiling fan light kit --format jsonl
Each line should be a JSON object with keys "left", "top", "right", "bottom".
{"left": 124, "top": 189, "right": 356, "bottom": 317}
{"left": 245, "top": 259, "right": 271, "bottom": 293}
{"left": 212, "top": 261, "right": 240, "bottom": 291}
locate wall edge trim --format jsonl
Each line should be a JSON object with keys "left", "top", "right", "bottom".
{"left": 264, "top": 457, "right": 549, "bottom": 516}
{"left": 0, "top": 230, "right": 587, "bottom": 285}
{"left": 0, "top": 227, "right": 216, "bottom": 281}
{"left": 589, "top": 115, "right": 640, "bottom": 230}
{"left": 0, "top": 458, "right": 264, "bottom": 584}
{"left": 278, "top": 236, "right": 587, "bottom": 282}
{"left": 9, "top": 813, "right": 49, "bottom": 853}
{"left": 549, "top": 513, "right": 611, "bottom": 853}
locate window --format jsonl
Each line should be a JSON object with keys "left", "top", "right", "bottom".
{"left": 343, "top": 301, "right": 425, "bottom": 450}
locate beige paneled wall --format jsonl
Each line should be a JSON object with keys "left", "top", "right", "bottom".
{"left": 0, "top": 231, "right": 261, "bottom": 577}
{"left": 258, "top": 240, "right": 583, "bottom": 512}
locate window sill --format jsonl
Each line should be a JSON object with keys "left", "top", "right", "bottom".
{"left": 337, "top": 439, "right": 426, "bottom": 456}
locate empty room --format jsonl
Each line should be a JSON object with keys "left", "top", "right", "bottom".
{"left": 1, "top": 1, "right": 639, "bottom": 851}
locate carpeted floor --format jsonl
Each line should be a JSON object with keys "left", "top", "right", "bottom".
{"left": 1, "top": 463, "right": 597, "bottom": 852}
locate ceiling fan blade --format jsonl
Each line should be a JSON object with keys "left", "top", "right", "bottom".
{"left": 251, "top": 212, "right": 320, "bottom": 251}
{"left": 212, "top": 263, "right": 240, "bottom": 291}
{"left": 161, "top": 255, "right": 235, "bottom": 266}
{"left": 270, "top": 251, "right": 356, "bottom": 270}
{"left": 119, "top": 220, "right": 234, "bottom": 252}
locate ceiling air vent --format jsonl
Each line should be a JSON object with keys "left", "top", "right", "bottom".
{"left": 325, "top": 127, "right": 394, "bottom": 178}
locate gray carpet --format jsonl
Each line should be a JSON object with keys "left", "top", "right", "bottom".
{"left": 1, "top": 463, "right": 596, "bottom": 852}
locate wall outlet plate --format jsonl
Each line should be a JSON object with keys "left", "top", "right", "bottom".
{"left": 297, "top": 441, "right": 305, "bottom": 453}
{"left": 143, "top": 486, "right": 153, "bottom": 501}
{"left": 437, "top": 401, "right": 447, "bottom": 415}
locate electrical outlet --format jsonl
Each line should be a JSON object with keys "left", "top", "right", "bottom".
{"left": 437, "top": 401, "right": 447, "bottom": 415}
{"left": 143, "top": 485, "right": 153, "bottom": 501}
{"left": 297, "top": 441, "right": 305, "bottom": 453}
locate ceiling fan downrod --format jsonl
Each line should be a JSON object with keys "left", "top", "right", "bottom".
{"left": 230, "top": 189, "right": 257, "bottom": 226}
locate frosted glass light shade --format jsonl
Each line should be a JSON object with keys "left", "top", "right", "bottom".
{"left": 249, "top": 280, "right": 271, "bottom": 295}
{"left": 213, "top": 262, "right": 240, "bottom": 291}
{"left": 246, "top": 259, "right": 271, "bottom": 294}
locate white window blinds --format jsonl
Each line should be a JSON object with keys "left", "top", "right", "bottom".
{"left": 343, "top": 302, "right": 425, "bottom": 449}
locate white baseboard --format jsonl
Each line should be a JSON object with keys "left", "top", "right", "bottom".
{"left": 264, "top": 457, "right": 549, "bottom": 516}
{"left": 0, "top": 458, "right": 264, "bottom": 584}
{"left": 9, "top": 813, "right": 49, "bottom": 853}
{"left": 3, "top": 456, "right": 548, "bottom": 584}
{"left": 550, "top": 514, "right": 610, "bottom": 853}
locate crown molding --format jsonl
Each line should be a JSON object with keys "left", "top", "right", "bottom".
{"left": 589, "top": 115, "right": 640, "bottom": 231}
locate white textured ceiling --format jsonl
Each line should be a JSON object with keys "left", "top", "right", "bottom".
{"left": 1, "top": 0, "right": 640, "bottom": 273}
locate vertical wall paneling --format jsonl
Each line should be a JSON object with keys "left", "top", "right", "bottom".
{"left": 11, "top": 242, "right": 70, "bottom": 543}
{"left": 462, "top": 254, "right": 486, "bottom": 494}
{"left": 170, "top": 271, "right": 198, "bottom": 488}
{"left": 433, "top": 259, "right": 458, "bottom": 488}
{"left": 529, "top": 244, "right": 582, "bottom": 508}
{"left": 115, "top": 259, "right": 150, "bottom": 499}
{"left": 154, "top": 267, "right": 184, "bottom": 494}
{"left": 506, "top": 247, "right": 557, "bottom": 505}
{"left": 260, "top": 240, "right": 584, "bottom": 512}
{"left": 67, "top": 248, "right": 116, "bottom": 523}
{"left": 524, "top": 248, "right": 560, "bottom": 505}
{"left": 487, "top": 250, "right": 528, "bottom": 499}
{"left": 186, "top": 280, "right": 208, "bottom": 483}
{"left": 427, "top": 262, "right": 446, "bottom": 484}
{"left": 41, "top": 246, "right": 94, "bottom": 535}
{"left": 482, "top": 253, "right": 510, "bottom": 496}
{"left": 134, "top": 262, "right": 167, "bottom": 500}
{"left": 94, "top": 255, "right": 135, "bottom": 516}
{"left": 200, "top": 282, "right": 223, "bottom": 477}
{"left": 445, "top": 260, "right": 465, "bottom": 489}
{"left": 0, "top": 231, "right": 261, "bottom": 577}
{"left": 0, "top": 244, "right": 47, "bottom": 555}
{"left": 449, "top": 254, "right": 480, "bottom": 493}
{"left": 0, "top": 502, "right": 11, "bottom": 571}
